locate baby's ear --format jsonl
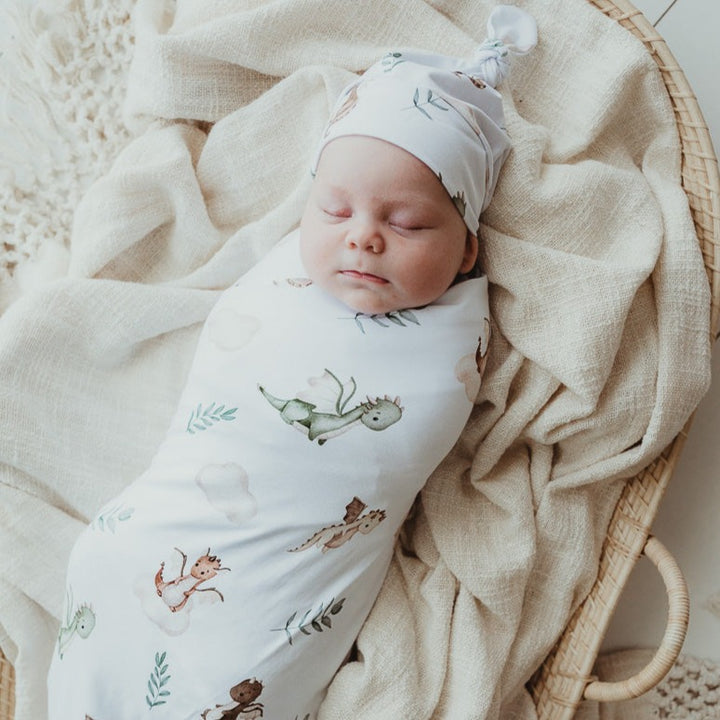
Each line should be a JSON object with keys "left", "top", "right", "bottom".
{"left": 460, "top": 232, "right": 479, "bottom": 274}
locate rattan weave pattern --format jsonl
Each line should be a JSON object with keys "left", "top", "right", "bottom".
{"left": 1, "top": 1, "right": 719, "bottom": 719}
{"left": 0, "top": 654, "right": 12, "bottom": 720}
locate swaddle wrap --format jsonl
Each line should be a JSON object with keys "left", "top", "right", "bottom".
{"left": 46, "top": 229, "right": 489, "bottom": 719}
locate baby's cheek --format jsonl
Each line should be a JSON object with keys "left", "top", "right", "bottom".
{"left": 298, "top": 231, "right": 321, "bottom": 282}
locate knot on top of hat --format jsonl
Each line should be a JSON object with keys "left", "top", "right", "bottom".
{"left": 471, "top": 4, "right": 538, "bottom": 87}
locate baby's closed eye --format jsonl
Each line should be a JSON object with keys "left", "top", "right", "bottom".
{"left": 388, "top": 215, "right": 436, "bottom": 233}
{"left": 321, "top": 205, "right": 352, "bottom": 220}
{"left": 391, "top": 221, "right": 428, "bottom": 231}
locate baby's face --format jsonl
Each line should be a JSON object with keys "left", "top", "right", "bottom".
{"left": 300, "top": 136, "right": 477, "bottom": 315}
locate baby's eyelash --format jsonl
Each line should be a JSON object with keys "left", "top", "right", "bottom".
{"left": 390, "top": 221, "right": 430, "bottom": 232}
{"left": 322, "top": 207, "right": 351, "bottom": 218}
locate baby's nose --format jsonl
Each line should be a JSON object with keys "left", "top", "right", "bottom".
{"left": 346, "top": 219, "right": 384, "bottom": 253}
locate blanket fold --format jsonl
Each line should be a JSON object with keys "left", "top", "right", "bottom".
{"left": 0, "top": 0, "right": 711, "bottom": 718}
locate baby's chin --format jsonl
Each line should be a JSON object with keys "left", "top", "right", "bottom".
{"left": 348, "top": 302, "right": 400, "bottom": 315}
{"left": 308, "top": 272, "right": 433, "bottom": 315}
{"left": 334, "top": 289, "right": 405, "bottom": 316}
{"left": 340, "top": 294, "right": 421, "bottom": 316}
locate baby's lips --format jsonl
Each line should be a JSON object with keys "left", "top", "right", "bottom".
{"left": 341, "top": 270, "right": 389, "bottom": 284}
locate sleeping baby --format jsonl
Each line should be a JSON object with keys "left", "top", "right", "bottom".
{"left": 47, "top": 6, "right": 536, "bottom": 718}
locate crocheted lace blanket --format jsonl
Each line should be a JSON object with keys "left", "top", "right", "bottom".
{"left": 0, "top": 0, "right": 136, "bottom": 313}
{"left": 576, "top": 650, "right": 720, "bottom": 719}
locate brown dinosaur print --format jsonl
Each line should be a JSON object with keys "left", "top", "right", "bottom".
{"left": 289, "top": 497, "right": 386, "bottom": 554}
{"left": 200, "top": 677, "right": 264, "bottom": 720}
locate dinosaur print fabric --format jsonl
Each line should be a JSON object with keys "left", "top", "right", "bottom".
{"left": 47, "top": 229, "right": 489, "bottom": 719}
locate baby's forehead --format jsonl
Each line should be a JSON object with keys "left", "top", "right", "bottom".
{"left": 314, "top": 136, "right": 450, "bottom": 201}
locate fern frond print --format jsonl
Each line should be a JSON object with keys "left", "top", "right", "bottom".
{"left": 186, "top": 402, "right": 238, "bottom": 434}
{"left": 145, "top": 651, "right": 171, "bottom": 709}
{"left": 351, "top": 309, "right": 420, "bottom": 334}
{"left": 272, "top": 597, "right": 346, "bottom": 646}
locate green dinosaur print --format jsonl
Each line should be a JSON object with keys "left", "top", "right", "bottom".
{"left": 258, "top": 369, "right": 402, "bottom": 445}
{"left": 57, "top": 589, "right": 96, "bottom": 659}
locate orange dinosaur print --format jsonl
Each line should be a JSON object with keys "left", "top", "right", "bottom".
{"left": 154, "top": 547, "right": 230, "bottom": 612}
{"left": 289, "top": 497, "right": 386, "bottom": 554}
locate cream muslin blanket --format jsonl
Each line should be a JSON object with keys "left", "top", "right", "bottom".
{"left": 0, "top": 1, "right": 711, "bottom": 719}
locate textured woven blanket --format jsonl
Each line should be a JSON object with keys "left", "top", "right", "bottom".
{"left": 0, "top": 1, "right": 711, "bottom": 718}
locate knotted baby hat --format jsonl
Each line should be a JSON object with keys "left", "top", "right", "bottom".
{"left": 313, "top": 5, "right": 537, "bottom": 235}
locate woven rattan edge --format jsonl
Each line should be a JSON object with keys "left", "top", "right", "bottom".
{"left": 582, "top": 536, "right": 690, "bottom": 702}
{"left": 0, "top": 648, "right": 14, "bottom": 720}
{"left": 528, "top": 421, "right": 693, "bottom": 718}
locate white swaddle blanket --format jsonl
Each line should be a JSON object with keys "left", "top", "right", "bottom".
{"left": 46, "top": 229, "right": 489, "bottom": 719}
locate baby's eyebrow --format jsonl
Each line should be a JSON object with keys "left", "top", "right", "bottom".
{"left": 317, "top": 181, "right": 441, "bottom": 215}
{"left": 319, "top": 183, "right": 349, "bottom": 197}
{"left": 388, "top": 195, "right": 440, "bottom": 213}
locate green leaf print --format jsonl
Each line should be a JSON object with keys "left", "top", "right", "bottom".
{"left": 412, "top": 88, "right": 431, "bottom": 119}
{"left": 408, "top": 88, "right": 449, "bottom": 119}
{"left": 427, "top": 88, "right": 449, "bottom": 111}
{"left": 350, "top": 310, "right": 420, "bottom": 334}
{"left": 186, "top": 402, "right": 238, "bottom": 434}
{"left": 272, "top": 597, "right": 346, "bottom": 646}
{"left": 398, "top": 309, "right": 420, "bottom": 325}
{"left": 92, "top": 503, "right": 134, "bottom": 533}
{"left": 145, "top": 651, "right": 171, "bottom": 709}
{"left": 381, "top": 51, "right": 405, "bottom": 72}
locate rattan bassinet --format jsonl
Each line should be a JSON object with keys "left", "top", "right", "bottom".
{"left": 1, "top": 1, "right": 718, "bottom": 719}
